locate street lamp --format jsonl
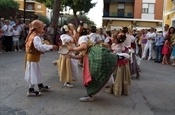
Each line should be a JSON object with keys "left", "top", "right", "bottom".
{"left": 24, "top": 0, "right": 26, "bottom": 23}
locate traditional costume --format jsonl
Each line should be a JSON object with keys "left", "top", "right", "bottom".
{"left": 105, "top": 38, "right": 131, "bottom": 97}
{"left": 25, "top": 20, "right": 55, "bottom": 96}
{"left": 76, "top": 35, "right": 118, "bottom": 102}
{"left": 57, "top": 34, "right": 79, "bottom": 87}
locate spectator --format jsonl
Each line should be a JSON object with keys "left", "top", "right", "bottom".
{"left": 2, "top": 20, "right": 13, "bottom": 52}
{"left": 12, "top": 24, "right": 20, "bottom": 51}
{"left": 142, "top": 27, "right": 156, "bottom": 61}
{"left": 155, "top": 32, "right": 164, "bottom": 63}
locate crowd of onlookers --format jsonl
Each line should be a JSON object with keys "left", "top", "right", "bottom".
{"left": 131, "top": 24, "right": 175, "bottom": 66}
{"left": 0, "top": 17, "right": 175, "bottom": 66}
{"left": 77, "top": 24, "right": 175, "bottom": 66}
{"left": 95, "top": 24, "right": 175, "bottom": 67}
{"left": 0, "top": 16, "right": 57, "bottom": 53}
{"left": 0, "top": 17, "right": 29, "bottom": 53}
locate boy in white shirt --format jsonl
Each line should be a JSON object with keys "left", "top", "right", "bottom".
{"left": 12, "top": 24, "right": 20, "bottom": 51}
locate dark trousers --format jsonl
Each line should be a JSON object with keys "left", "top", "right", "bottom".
{"left": 155, "top": 45, "right": 163, "bottom": 62}
{"left": 4, "top": 36, "right": 12, "bottom": 52}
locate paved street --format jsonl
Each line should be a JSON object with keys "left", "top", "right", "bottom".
{"left": 0, "top": 51, "right": 175, "bottom": 115}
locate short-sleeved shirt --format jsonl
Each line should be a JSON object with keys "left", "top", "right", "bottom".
{"left": 78, "top": 35, "right": 88, "bottom": 45}
{"left": 146, "top": 32, "right": 156, "bottom": 44}
{"left": 88, "top": 33, "right": 97, "bottom": 44}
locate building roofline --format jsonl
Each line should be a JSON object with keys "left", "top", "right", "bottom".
{"left": 165, "top": 8, "right": 175, "bottom": 16}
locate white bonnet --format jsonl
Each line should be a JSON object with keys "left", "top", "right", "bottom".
{"left": 61, "top": 25, "right": 69, "bottom": 32}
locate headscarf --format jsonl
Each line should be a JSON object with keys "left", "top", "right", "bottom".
{"left": 25, "top": 20, "right": 44, "bottom": 43}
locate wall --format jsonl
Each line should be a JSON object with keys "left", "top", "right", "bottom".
{"left": 34, "top": 2, "right": 46, "bottom": 16}
{"left": 134, "top": 0, "right": 142, "bottom": 18}
{"left": 163, "top": 0, "right": 175, "bottom": 26}
{"left": 155, "top": 0, "right": 164, "bottom": 20}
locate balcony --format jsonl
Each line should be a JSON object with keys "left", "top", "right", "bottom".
{"left": 104, "top": 0, "right": 135, "bottom": 3}
{"left": 103, "top": 11, "right": 134, "bottom": 18}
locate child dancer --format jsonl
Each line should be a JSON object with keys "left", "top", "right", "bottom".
{"left": 54, "top": 25, "right": 79, "bottom": 88}
{"left": 25, "top": 20, "right": 58, "bottom": 96}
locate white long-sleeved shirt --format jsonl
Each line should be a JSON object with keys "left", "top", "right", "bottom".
{"left": 146, "top": 32, "right": 156, "bottom": 44}
{"left": 33, "top": 36, "right": 53, "bottom": 52}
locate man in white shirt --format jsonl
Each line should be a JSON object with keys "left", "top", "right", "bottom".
{"left": 142, "top": 27, "right": 156, "bottom": 60}
{"left": 88, "top": 26, "right": 98, "bottom": 44}
{"left": 2, "top": 20, "right": 13, "bottom": 52}
{"left": 96, "top": 28, "right": 105, "bottom": 44}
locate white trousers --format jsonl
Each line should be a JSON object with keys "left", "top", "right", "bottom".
{"left": 142, "top": 43, "right": 153, "bottom": 60}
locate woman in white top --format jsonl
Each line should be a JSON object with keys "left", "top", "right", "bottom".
{"left": 56, "top": 25, "right": 79, "bottom": 88}
{"left": 68, "top": 28, "right": 118, "bottom": 102}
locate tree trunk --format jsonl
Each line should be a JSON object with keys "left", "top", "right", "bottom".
{"left": 73, "top": 9, "right": 78, "bottom": 27}
{"left": 52, "top": 0, "right": 61, "bottom": 45}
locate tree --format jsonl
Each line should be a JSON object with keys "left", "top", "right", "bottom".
{"left": 65, "top": 14, "right": 95, "bottom": 27}
{"left": 37, "top": 14, "right": 50, "bottom": 25}
{"left": 36, "top": 0, "right": 54, "bottom": 9}
{"left": 0, "top": 0, "right": 19, "bottom": 10}
{"left": 62, "top": 0, "right": 96, "bottom": 27}
{"left": 36, "top": 0, "right": 62, "bottom": 44}
{"left": 52, "top": 0, "right": 62, "bottom": 44}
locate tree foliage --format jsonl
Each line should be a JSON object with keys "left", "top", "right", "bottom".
{"left": 36, "top": 0, "right": 54, "bottom": 9}
{"left": 62, "top": 0, "right": 96, "bottom": 14}
{"left": 62, "top": 0, "right": 96, "bottom": 26}
{"left": 0, "top": 0, "right": 19, "bottom": 10}
{"left": 65, "top": 14, "right": 96, "bottom": 27}
{"left": 36, "top": 0, "right": 96, "bottom": 27}
{"left": 37, "top": 14, "right": 50, "bottom": 25}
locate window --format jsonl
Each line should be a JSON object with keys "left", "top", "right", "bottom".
{"left": 142, "top": 3, "right": 154, "bottom": 13}
{"left": 117, "top": 3, "right": 125, "bottom": 17}
{"left": 118, "top": 3, "right": 125, "bottom": 9}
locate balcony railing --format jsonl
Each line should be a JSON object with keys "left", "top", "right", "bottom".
{"left": 103, "top": 11, "right": 134, "bottom": 18}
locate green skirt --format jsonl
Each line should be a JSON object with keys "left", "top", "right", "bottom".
{"left": 86, "top": 45, "right": 118, "bottom": 95}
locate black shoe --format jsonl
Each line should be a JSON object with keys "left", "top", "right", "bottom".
{"left": 27, "top": 88, "right": 41, "bottom": 96}
{"left": 38, "top": 83, "right": 51, "bottom": 92}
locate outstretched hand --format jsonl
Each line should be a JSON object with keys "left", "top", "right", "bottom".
{"left": 52, "top": 45, "right": 58, "bottom": 51}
